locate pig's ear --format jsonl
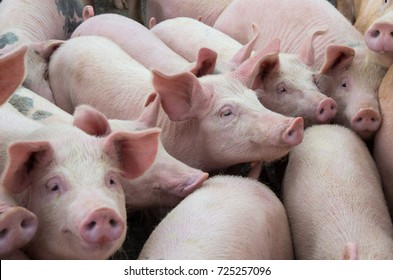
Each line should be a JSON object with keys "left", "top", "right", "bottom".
{"left": 73, "top": 104, "right": 112, "bottom": 136}
{"left": 0, "top": 45, "right": 27, "bottom": 105}
{"left": 103, "top": 128, "right": 160, "bottom": 179}
{"left": 2, "top": 141, "right": 53, "bottom": 194}
{"left": 229, "top": 24, "right": 259, "bottom": 67}
{"left": 319, "top": 45, "right": 355, "bottom": 75}
{"left": 234, "top": 38, "right": 280, "bottom": 88}
{"left": 148, "top": 17, "right": 157, "bottom": 29}
{"left": 299, "top": 25, "right": 328, "bottom": 67}
{"left": 190, "top": 47, "right": 217, "bottom": 77}
{"left": 82, "top": 5, "right": 95, "bottom": 21}
{"left": 152, "top": 70, "right": 206, "bottom": 121}
{"left": 32, "top": 39, "right": 64, "bottom": 62}
{"left": 137, "top": 92, "right": 160, "bottom": 128}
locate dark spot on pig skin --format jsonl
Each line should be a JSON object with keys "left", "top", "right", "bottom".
{"left": 32, "top": 110, "right": 54, "bottom": 120}
{"left": 0, "top": 32, "right": 19, "bottom": 49}
{"left": 8, "top": 95, "right": 34, "bottom": 116}
{"left": 55, "top": 0, "right": 84, "bottom": 38}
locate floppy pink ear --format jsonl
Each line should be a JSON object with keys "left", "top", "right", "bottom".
{"left": 103, "top": 128, "right": 161, "bottom": 180}
{"left": 73, "top": 105, "right": 112, "bottom": 136}
{"left": 189, "top": 47, "right": 217, "bottom": 77}
{"left": 319, "top": 45, "right": 355, "bottom": 75}
{"left": 229, "top": 23, "right": 259, "bottom": 67}
{"left": 152, "top": 69, "right": 207, "bottom": 121}
{"left": 32, "top": 39, "right": 64, "bottom": 62}
{"left": 2, "top": 141, "right": 53, "bottom": 194}
{"left": 233, "top": 38, "right": 280, "bottom": 88}
{"left": 137, "top": 92, "right": 160, "bottom": 128}
{"left": 0, "top": 45, "right": 27, "bottom": 105}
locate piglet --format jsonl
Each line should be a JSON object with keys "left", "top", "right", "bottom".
{"left": 138, "top": 175, "right": 293, "bottom": 260}
{"left": 283, "top": 125, "right": 393, "bottom": 259}
{"left": 0, "top": 104, "right": 160, "bottom": 259}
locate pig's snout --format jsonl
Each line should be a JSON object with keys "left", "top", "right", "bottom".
{"left": 282, "top": 117, "right": 304, "bottom": 146}
{"left": 365, "top": 22, "right": 393, "bottom": 53}
{"left": 80, "top": 208, "right": 124, "bottom": 245}
{"left": 0, "top": 207, "right": 38, "bottom": 254}
{"left": 316, "top": 98, "right": 337, "bottom": 123}
{"left": 350, "top": 109, "right": 382, "bottom": 138}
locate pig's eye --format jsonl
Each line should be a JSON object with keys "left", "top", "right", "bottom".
{"left": 220, "top": 107, "right": 234, "bottom": 117}
{"left": 277, "top": 83, "right": 287, "bottom": 94}
{"left": 43, "top": 69, "right": 49, "bottom": 81}
{"left": 106, "top": 172, "right": 120, "bottom": 189}
{"left": 384, "top": 0, "right": 388, "bottom": 5}
{"left": 342, "top": 81, "right": 348, "bottom": 88}
{"left": 46, "top": 178, "right": 63, "bottom": 193}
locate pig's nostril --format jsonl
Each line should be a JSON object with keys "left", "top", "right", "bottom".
{"left": 0, "top": 228, "right": 8, "bottom": 239}
{"left": 86, "top": 221, "right": 96, "bottom": 230}
{"left": 319, "top": 108, "right": 325, "bottom": 115}
{"left": 356, "top": 117, "right": 363, "bottom": 123}
{"left": 390, "top": 32, "right": 393, "bottom": 37}
{"left": 371, "top": 117, "right": 376, "bottom": 122}
{"left": 109, "top": 219, "right": 118, "bottom": 227}
{"left": 372, "top": 30, "right": 380, "bottom": 38}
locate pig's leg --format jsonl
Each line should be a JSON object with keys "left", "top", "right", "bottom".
{"left": 0, "top": 205, "right": 38, "bottom": 255}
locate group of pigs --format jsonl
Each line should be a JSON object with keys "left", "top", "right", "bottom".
{"left": 1, "top": 0, "right": 393, "bottom": 260}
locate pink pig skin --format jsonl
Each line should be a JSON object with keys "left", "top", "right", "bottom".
{"left": 0, "top": 0, "right": 86, "bottom": 102}
{"left": 49, "top": 35, "right": 304, "bottom": 172}
{"left": 138, "top": 175, "right": 293, "bottom": 260}
{"left": 8, "top": 87, "right": 208, "bottom": 212}
{"left": 214, "top": 0, "right": 387, "bottom": 140}
{"left": 283, "top": 125, "right": 393, "bottom": 259}
{"left": 0, "top": 103, "right": 160, "bottom": 259}
{"left": 143, "top": 0, "right": 232, "bottom": 26}
{"left": 72, "top": 14, "right": 216, "bottom": 76}
{"left": 373, "top": 65, "right": 393, "bottom": 219}
{"left": 0, "top": 45, "right": 26, "bottom": 105}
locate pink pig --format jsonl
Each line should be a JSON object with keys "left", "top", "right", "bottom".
{"left": 138, "top": 175, "right": 293, "bottom": 260}
{"left": 0, "top": 0, "right": 91, "bottom": 102}
{"left": 283, "top": 125, "right": 393, "bottom": 259}
{"left": 49, "top": 35, "right": 304, "bottom": 172}
{"left": 71, "top": 14, "right": 217, "bottom": 76}
{"left": 0, "top": 103, "right": 160, "bottom": 259}
{"left": 214, "top": 0, "right": 387, "bottom": 139}
{"left": 8, "top": 87, "right": 208, "bottom": 212}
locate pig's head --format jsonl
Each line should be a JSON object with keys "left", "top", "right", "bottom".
{"left": 0, "top": 45, "right": 27, "bottom": 105}
{"left": 1, "top": 117, "right": 160, "bottom": 259}
{"left": 22, "top": 40, "right": 64, "bottom": 103}
{"left": 73, "top": 95, "right": 209, "bottom": 212}
{"left": 152, "top": 63, "right": 304, "bottom": 171}
{"left": 318, "top": 45, "right": 386, "bottom": 139}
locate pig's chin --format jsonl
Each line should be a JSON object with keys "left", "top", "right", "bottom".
{"left": 61, "top": 229, "right": 122, "bottom": 260}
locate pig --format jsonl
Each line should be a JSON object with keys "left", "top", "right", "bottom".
{"left": 373, "top": 65, "right": 393, "bottom": 218}
{"left": 7, "top": 87, "right": 208, "bottom": 212}
{"left": 149, "top": 17, "right": 258, "bottom": 74}
{"left": 49, "top": 35, "right": 305, "bottom": 173}
{"left": 0, "top": 103, "right": 160, "bottom": 259}
{"left": 71, "top": 14, "right": 216, "bottom": 76}
{"left": 138, "top": 175, "right": 293, "bottom": 260}
{"left": 142, "top": 0, "right": 232, "bottom": 26}
{"left": 0, "top": 44, "right": 26, "bottom": 105}
{"left": 283, "top": 125, "right": 393, "bottom": 259}
{"left": 213, "top": 0, "right": 388, "bottom": 140}
{"left": 0, "top": 187, "right": 37, "bottom": 259}
{"left": 0, "top": 0, "right": 86, "bottom": 102}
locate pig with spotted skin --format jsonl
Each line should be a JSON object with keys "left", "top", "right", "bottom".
{"left": 138, "top": 175, "right": 293, "bottom": 260}
{"left": 214, "top": 0, "right": 387, "bottom": 140}
{"left": 72, "top": 14, "right": 217, "bottom": 77}
{"left": 49, "top": 36, "right": 304, "bottom": 173}
{"left": 0, "top": 0, "right": 93, "bottom": 103}
{"left": 0, "top": 102, "right": 160, "bottom": 259}
{"left": 283, "top": 125, "right": 393, "bottom": 259}
{"left": 7, "top": 87, "right": 208, "bottom": 212}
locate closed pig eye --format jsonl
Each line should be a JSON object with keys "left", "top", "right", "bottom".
{"left": 46, "top": 177, "right": 63, "bottom": 193}
{"left": 277, "top": 83, "right": 287, "bottom": 94}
